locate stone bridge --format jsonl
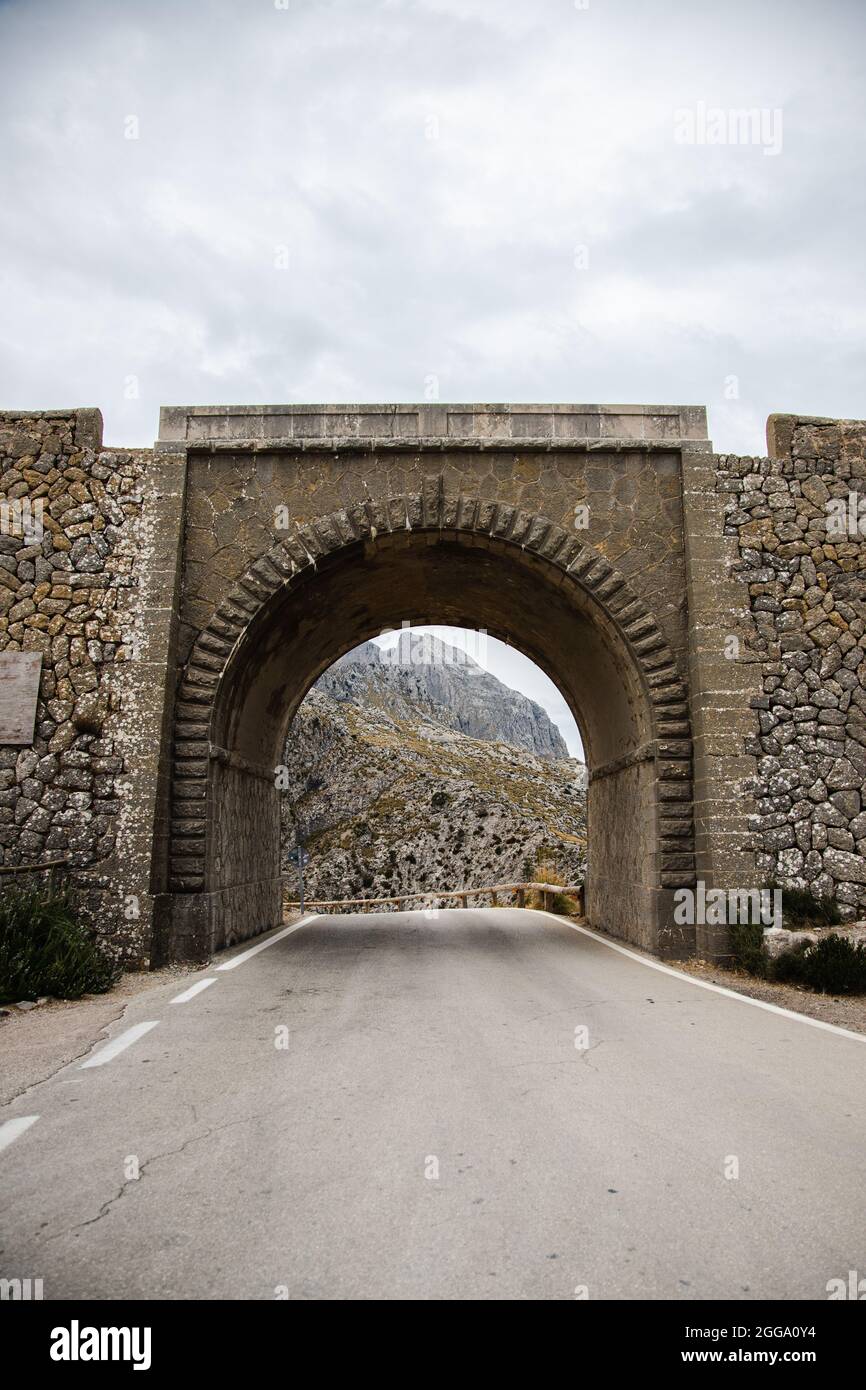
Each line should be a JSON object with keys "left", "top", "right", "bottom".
{"left": 1, "top": 403, "right": 865, "bottom": 966}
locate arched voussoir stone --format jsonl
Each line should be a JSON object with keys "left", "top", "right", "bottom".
{"left": 168, "top": 493, "right": 694, "bottom": 904}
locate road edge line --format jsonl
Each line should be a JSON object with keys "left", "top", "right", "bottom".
{"left": 539, "top": 912, "right": 866, "bottom": 1045}
{"left": 214, "top": 914, "right": 319, "bottom": 972}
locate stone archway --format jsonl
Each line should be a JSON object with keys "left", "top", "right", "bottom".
{"left": 158, "top": 485, "right": 695, "bottom": 962}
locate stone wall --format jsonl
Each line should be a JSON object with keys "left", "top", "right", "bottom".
{"left": 2, "top": 401, "right": 865, "bottom": 968}
{"left": 163, "top": 404, "right": 702, "bottom": 959}
{"left": 176, "top": 442, "right": 690, "bottom": 677}
{"left": 716, "top": 416, "right": 866, "bottom": 919}
{"left": 0, "top": 410, "right": 155, "bottom": 963}
{"left": 210, "top": 758, "right": 282, "bottom": 951}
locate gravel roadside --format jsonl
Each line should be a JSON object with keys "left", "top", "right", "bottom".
{"left": 0, "top": 962, "right": 202, "bottom": 1106}
{"left": 678, "top": 958, "right": 866, "bottom": 1036}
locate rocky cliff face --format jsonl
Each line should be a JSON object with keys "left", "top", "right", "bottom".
{"left": 317, "top": 635, "right": 569, "bottom": 759}
{"left": 282, "top": 640, "right": 586, "bottom": 905}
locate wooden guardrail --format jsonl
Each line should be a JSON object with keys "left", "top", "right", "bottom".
{"left": 285, "top": 880, "right": 585, "bottom": 916}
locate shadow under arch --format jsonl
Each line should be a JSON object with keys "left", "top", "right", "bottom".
{"left": 158, "top": 491, "right": 695, "bottom": 962}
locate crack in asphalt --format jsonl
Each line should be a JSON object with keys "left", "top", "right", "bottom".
{"left": 2, "top": 964, "right": 211, "bottom": 1107}
{"left": 2, "top": 998, "right": 136, "bottom": 1107}
{"left": 45, "top": 1113, "right": 270, "bottom": 1243}
{"left": 579, "top": 1040, "right": 604, "bottom": 1070}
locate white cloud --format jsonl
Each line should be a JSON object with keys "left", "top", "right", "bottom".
{"left": 0, "top": 0, "right": 863, "bottom": 452}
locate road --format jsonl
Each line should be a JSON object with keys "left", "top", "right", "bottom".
{"left": 1, "top": 908, "right": 865, "bottom": 1301}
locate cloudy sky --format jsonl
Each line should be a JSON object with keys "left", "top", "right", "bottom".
{"left": 1, "top": 0, "right": 863, "bottom": 740}
{"left": 1, "top": 0, "right": 863, "bottom": 459}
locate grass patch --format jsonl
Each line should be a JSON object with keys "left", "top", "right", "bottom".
{"left": 771, "top": 933, "right": 866, "bottom": 995}
{"left": 0, "top": 881, "right": 119, "bottom": 1003}
{"left": 528, "top": 861, "right": 582, "bottom": 917}
{"left": 729, "top": 915, "right": 866, "bottom": 996}
{"left": 545, "top": 890, "right": 581, "bottom": 916}
{"left": 729, "top": 920, "right": 770, "bottom": 978}
{"left": 778, "top": 884, "right": 843, "bottom": 930}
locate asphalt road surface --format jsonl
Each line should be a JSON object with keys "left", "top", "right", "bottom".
{"left": 2, "top": 908, "right": 865, "bottom": 1301}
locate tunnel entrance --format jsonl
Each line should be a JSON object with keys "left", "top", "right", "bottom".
{"left": 159, "top": 505, "right": 696, "bottom": 962}
{"left": 279, "top": 625, "right": 586, "bottom": 915}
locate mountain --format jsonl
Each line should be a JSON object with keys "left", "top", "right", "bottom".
{"left": 318, "top": 636, "right": 569, "bottom": 759}
{"left": 281, "top": 639, "right": 586, "bottom": 907}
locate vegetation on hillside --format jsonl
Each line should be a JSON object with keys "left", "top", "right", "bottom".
{"left": 283, "top": 690, "right": 586, "bottom": 905}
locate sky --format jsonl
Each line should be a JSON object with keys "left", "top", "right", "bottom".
{"left": 373, "top": 624, "right": 583, "bottom": 757}
{"left": 1, "top": 0, "right": 864, "bottom": 460}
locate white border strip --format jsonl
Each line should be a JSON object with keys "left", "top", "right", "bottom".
{"left": 80, "top": 1021, "right": 160, "bottom": 1069}
{"left": 170, "top": 978, "right": 216, "bottom": 1004}
{"left": 541, "top": 912, "right": 866, "bottom": 1045}
{"left": 215, "top": 915, "right": 318, "bottom": 972}
{"left": 0, "top": 1114, "right": 39, "bottom": 1154}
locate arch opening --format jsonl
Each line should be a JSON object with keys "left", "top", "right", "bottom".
{"left": 162, "top": 520, "right": 695, "bottom": 962}
{"left": 280, "top": 623, "right": 587, "bottom": 912}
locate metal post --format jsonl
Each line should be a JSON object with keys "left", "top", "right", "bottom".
{"left": 297, "top": 841, "right": 305, "bottom": 916}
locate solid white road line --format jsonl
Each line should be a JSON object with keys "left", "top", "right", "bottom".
{"left": 215, "top": 914, "right": 318, "bottom": 972}
{"left": 0, "top": 1115, "right": 39, "bottom": 1154}
{"left": 170, "top": 978, "right": 217, "bottom": 1004}
{"left": 541, "top": 912, "right": 866, "bottom": 1045}
{"left": 80, "top": 1021, "right": 160, "bottom": 1069}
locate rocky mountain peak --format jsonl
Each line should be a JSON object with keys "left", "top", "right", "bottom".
{"left": 320, "top": 635, "right": 568, "bottom": 759}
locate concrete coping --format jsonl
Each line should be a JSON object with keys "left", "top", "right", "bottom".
{"left": 158, "top": 402, "right": 709, "bottom": 447}
{"left": 154, "top": 435, "right": 715, "bottom": 458}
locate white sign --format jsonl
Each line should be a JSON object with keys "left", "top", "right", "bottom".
{"left": 0, "top": 652, "right": 43, "bottom": 744}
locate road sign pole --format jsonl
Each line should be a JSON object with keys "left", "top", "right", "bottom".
{"left": 298, "top": 842, "right": 305, "bottom": 915}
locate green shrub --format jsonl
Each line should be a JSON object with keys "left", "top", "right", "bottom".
{"left": 771, "top": 933, "right": 866, "bottom": 995}
{"left": 0, "top": 881, "right": 119, "bottom": 1003}
{"left": 778, "top": 884, "right": 842, "bottom": 930}
{"left": 769, "top": 938, "right": 811, "bottom": 986}
{"left": 547, "top": 891, "right": 580, "bottom": 917}
{"left": 729, "top": 920, "right": 769, "bottom": 978}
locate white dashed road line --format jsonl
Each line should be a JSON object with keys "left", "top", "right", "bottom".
{"left": 170, "top": 978, "right": 217, "bottom": 1004}
{"left": 215, "top": 914, "right": 318, "bottom": 972}
{"left": 79, "top": 1021, "right": 160, "bottom": 1069}
{"left": 0, "top": 1115, "right": 39, "bottom": 1154}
